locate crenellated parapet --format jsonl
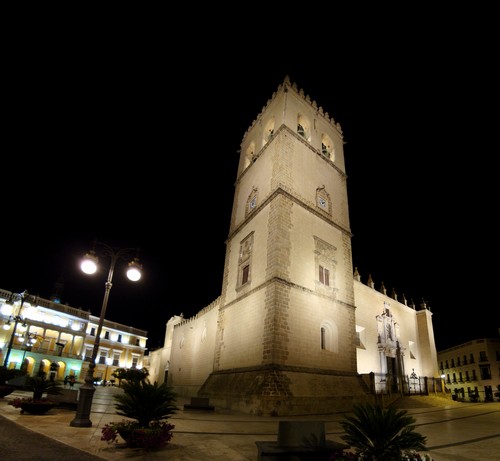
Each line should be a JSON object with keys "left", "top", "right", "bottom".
{"left": 241, "top": 75, "right": 343, "bottom": 144}
{"left": 174, "top": 296, "right": 221, "bottom": 328}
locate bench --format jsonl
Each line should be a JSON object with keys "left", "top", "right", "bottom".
{"left": 47, "top": 388, "right": 79, "bottom": 408}
{"left": 255, "top": 420, "right": 348, "bottom": 460}
{"left": 183, "top": 397, "right": 214, "bottom": 411}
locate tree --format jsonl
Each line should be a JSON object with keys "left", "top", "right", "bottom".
{"left": 111, "top": 367, "right": 149, "bottom": 386}
{"left": 339, "top": 402, "right": 429, "bottom": 461}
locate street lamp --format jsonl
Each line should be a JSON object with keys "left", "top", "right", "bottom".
{"left": 2, "top": 290, "right": 31, "bottom": 369}
{"left": 70, "top": 242, "right": 142, "bottom": 428}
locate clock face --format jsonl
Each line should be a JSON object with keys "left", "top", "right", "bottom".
{"left": 318, "top": 197, "right": 326, "bottom": 208}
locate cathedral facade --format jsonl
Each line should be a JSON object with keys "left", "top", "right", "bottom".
{"left": 148, "top": 77, "right": 439, "bottom": 416}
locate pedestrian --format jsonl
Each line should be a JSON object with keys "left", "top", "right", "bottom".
{"left": 69, "top": 375, "right": 75, "bottom": 388}
{"left": 64, "top": 376, "right": 69, "bottom": 387}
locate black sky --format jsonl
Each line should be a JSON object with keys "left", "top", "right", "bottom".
{"left": 3, "top": 14, "right": 498, "bottom": 352}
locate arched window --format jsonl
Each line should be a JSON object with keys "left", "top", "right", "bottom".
{"left": 320, "top": 134, "right": 335, "bottom": 161}
{"left": 320, "top": 321, "right": 338, "bottom": 352}
{"left": 297, "top": 114, "right": 310, "bottom": 141}
{"left": 264, "top": 118, "right": 275, "bottom": 145}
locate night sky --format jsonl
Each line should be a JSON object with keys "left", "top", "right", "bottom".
{"left": 3, "top": 15, "right": 498, "bottom": 353}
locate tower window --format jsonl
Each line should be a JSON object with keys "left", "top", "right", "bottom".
{"left": 319, "top": 265, "right": 330, "bottom": 286}
{"left": 297, "top": 123, "right": 305, "bottom": 137}
{"left": 242, "top": 265, "right": 250, "bottom": 285}
{"left": 320, "top": 134, "right": 334, "bottom": 161}
{"left": 314, "top": 236, "right": 337, "bottom": 295}
{"left": 237, "top": 233, "right": 254, "bottom": 289}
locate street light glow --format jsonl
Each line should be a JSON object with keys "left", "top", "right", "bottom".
{"left": 81, "top": 252, "right": 98, "bottom": 274}
{"left": 126, "top": 259, "right": 142, "bottom": 281}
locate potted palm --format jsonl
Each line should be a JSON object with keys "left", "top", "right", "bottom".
{"left": 8, "top": 371, "right": 62, "bottom": 415}
{"left": 101, "top": 377, "right": 178, "bottom": 449}
{"left": 337, "top": 402, "right": 433, "bottom": 460}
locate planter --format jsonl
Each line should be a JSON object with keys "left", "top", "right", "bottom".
{"left": 0, "top": 385, "right": 15, "bottom": 398}
{"left": 19, "top": 402, "right": 56, "bottom": 415}
{"left": 102, "top": 421, "right": 175, "bottom": 449}
{"left": 8, "top": 397, "right": 56, "bottom": 415}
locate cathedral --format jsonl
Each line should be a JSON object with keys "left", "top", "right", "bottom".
{"left": 148, "top": 76, "right": 439, "bottom": 416}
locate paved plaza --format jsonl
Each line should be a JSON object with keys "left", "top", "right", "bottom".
{"left": 1, "top": 386, "right": 499, "bottom": 460}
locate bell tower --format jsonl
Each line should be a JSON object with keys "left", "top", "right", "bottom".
{"left": 199, "top": 76, "right": 371, "bottom": 415}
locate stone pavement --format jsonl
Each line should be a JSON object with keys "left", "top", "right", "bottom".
{"left": 0, "top": 386, "right": 499, "bottom": 460}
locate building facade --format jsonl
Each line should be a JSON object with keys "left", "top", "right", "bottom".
{"left": 437, "top": 337, "right": 500, "bottom": 402}
{"left": 149, "top": 77, "right": 440, "bottom": 415}
{"left": 0, "top": 288, "right": 147, "bottom": 383}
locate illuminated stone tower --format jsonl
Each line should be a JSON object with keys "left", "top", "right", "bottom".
{"left": 198, "top": 76, "right": 370, "bottom": 415}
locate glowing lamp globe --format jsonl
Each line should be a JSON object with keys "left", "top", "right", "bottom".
{"left": 81, "top": 252, "right": 98, "bottom": 275}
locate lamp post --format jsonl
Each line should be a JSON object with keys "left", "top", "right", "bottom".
{"left": 2, "top": 290, "right": 31, "bottom": 369}
{"left": 70, "top": 242, "right": 142, "bottom": 428}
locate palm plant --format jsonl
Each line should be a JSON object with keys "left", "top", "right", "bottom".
{"left": 101, "top": 379, "right": 178, "bottom": 449}
{"left": 114, "top": 379, "right": 177, "bottom": 427}
{"left": 26, "top": 371, "right": 63, "bottom": 400}
{"left": 339, "top": 402, "right": 429, "bottom": 461}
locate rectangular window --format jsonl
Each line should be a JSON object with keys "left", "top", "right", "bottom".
{"left": 117, "top": 334, "right": 122, "bottom": 343}
{"left": 319, "top": 266, "right": 329, "bottom": 286}
{"left": 242, "top": 265, "right": 250, "bottom": 285}
{"left": 321, "top": 328, "right": 326, "bottom": 349}
{"left": 90, "top": 327, "right": 96, "bottom": 336}
{"left": 85, "top": 347, "right": 93, "bottom": 361}
{"left": 479, "top": 365, "right": 491, "bottom": 380}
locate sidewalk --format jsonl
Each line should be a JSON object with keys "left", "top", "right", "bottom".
{"left": 1, "top": 387, "right": 500, "bottom": 460}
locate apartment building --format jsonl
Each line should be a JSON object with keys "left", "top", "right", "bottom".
{"left": 437, "top": 337, "right": 500, "bottom": 402}
{"left": 0, "top": 288, "right": 147, "bottom": 383}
